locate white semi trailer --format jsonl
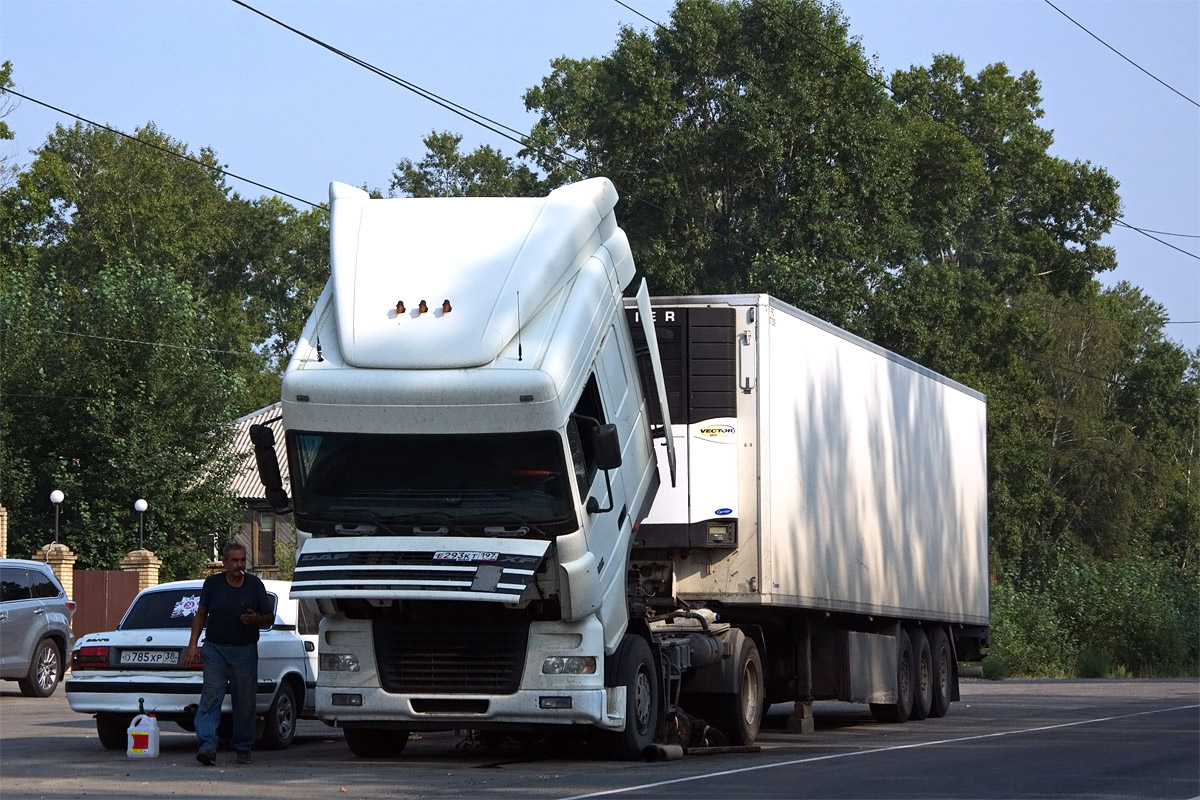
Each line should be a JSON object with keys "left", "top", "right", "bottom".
{"left": 250, "top": 178, "right": 989, "bottom": 760}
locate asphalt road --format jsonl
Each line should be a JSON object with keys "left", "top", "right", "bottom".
{"left": 1, "top": 679, "right": 1196, "bottom": 799}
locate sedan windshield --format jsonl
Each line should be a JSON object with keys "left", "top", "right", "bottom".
{"left": 288, "top": 430, "right": 578, "bottom": 537}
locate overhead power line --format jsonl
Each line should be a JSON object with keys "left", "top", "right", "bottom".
{"left": 1114, "top": 220, "right": 1200, "bottom": 261}
{"left": 230, "top": 0, "right": 587, "bottom": 171}
{"left": 2, "top": 88, "right": 323, "bottom": 210}
{"left": 1041, "top": 0, "right": 1200, "bottom": 108}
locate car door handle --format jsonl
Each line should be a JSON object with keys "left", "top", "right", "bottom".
{"left": 34, "top": 608, "right": 46, "bottom": 615}
{"left": 0, "top": 611, "right": 7, "bottom": 621}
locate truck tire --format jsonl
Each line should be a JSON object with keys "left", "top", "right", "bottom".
{"left": 870, "top": 628, "right": 914, "bottom": 724}
{"left": 704, "top": 637, "right": 764, "bottom": 746}
{"left": 928, "top": 627, "right": 953, "bottom": 718}
{"left": 258, "top": 682, "right": 297, "bottom": 750}
{"left": 344, "top": 727, "right": 409, "bottom": 757}
{"left": 909, "top": 628, "right": 933, "bottom": 721}
{"left": 96, "top": 713, "right": 132, "bottom": 750}
{"left": 605, "top": 634, "right": 659, "bottom": 760}
{"left": 18, "top": 638, "right": 62, "bottom": 697}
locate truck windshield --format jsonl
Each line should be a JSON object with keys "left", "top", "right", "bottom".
{"left": 287, "top": 430, "right": 578, "bottom": 538}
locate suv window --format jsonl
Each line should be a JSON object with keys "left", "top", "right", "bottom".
{"left": 1, "top": 567, "right": 32, "bottom": 602}
{"left": 120, "top": 589, "right": 279, "bottom": 630}
{"left": 31, "top": 571, "right": 61, "bottom": 599}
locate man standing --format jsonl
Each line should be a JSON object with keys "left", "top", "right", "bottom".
{"left": 184, "top": 542, "right": 274, "bottom": 766}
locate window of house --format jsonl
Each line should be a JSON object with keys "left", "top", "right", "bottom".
{"left": 256, "top": 512, "right": 276, "bottom": 567}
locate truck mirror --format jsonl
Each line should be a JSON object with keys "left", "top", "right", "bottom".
{"left": 593, "top": 423, "right": 622, "bottom": 471}
{"left": 249, "top": 424, "right": 290, "bottom": 511}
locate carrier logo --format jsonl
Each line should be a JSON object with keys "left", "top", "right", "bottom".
{"left": 715, "top": 508, "right": 733, "bottom": 516}
{"left": 434, "top": 551, "right": 499, "bottom": 563}
{"left": 698, "top": 424, "right": 736, "bottom": 438}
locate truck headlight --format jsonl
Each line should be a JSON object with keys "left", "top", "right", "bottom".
{"left": 542, "top": 656, "right": 597, "bottom": 675}
{"left": 319, "top": 653, "right": 361, "bottom": 672}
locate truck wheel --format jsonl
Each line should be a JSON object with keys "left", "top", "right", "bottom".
{"left": 605, "top": 634, "right": 659, "bottom": 760}
{"left": 18, "top": 638, "right": 62, "bottom": 697}
{"left": 928, "top": 627, "right": 953, "bottom": 718}
{"left": 706, "top": 637, "right": 764, "bottom": 745}
{"left": 96, "top": 713, "right": 132, "bottom": 750}
{"left": 909, "top": 628, "right": 932, "bottom": 721}
{"left": 258, "top": 682, "right": 297, "bottom": 750}
{"left": 870, "top": 628, "right": 914, "bottom": 724}
{"left": 344, "top": 727, "right": 409, "bottom": 757}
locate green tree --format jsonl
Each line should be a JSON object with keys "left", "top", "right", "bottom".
{"left": 1, "top": 256, "right": 242, "bottom": 577}
{"left": 390, "top": 131, "right": 546, "bottom": 198}
{"left": 0, "top": 61, "right": 17, "bottom": 188}
{"left": 522, "top": 0, "right": 913, "bottom": 327}
{"left": 0, "top": 114, "right": 329, "bottom": 574}
{"left": 1, "top": 120, "right": 328, "bottom": 412}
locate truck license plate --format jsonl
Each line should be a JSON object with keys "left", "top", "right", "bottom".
{"left": 120, "top": 650, "right": 179, "bottom": 666}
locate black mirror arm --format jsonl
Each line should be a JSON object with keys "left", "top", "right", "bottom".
{"left": 586, "top": 469, "right": 615, "bottom": 515}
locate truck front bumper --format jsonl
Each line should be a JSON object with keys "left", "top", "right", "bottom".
{"left": 316, "top": 684, "right": 628, "bottom": 732}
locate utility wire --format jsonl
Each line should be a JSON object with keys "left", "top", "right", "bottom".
{"left": 231, "top": 0, "right": 705, "bottom": 249}
{"left": 1041, "top": 0, "right": 1199, "bottom": 108}
{"left": 1, "top": 88, "right": 324, "bottom": 210}
{"left": 1125, "top": 227, "right": 1200, "bottom": 239}
{"left": 45, "top": 329, "right": 256, "bottom": 357}
{"left": 1114, "top": 219, "right": 1200, "bottom": 261}
{"left": 230, "top": 0, "right": 587, "bottom": 170}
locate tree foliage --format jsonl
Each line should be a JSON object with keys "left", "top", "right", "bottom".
{"left": 0, "top": 100, "right": 328, "bottom": 574}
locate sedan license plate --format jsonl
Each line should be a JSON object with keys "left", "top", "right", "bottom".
{"left": 120, "top": 650, "right": 179, "bottom": 666}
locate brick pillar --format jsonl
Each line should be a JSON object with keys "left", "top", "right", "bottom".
{"left": 120, "top": 549, "right": 163, "bottom": 592}
{"left": 0, "top": 505, "right": 7, "bottom": 558}
{"left": 33, "top": 542, "right": 78, "bottom": 599}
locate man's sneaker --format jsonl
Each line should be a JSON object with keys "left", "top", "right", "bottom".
{"left": 236, "top": 750, "right": 252, "bottom": 765}
{"left": 196, "top": 750, "right": 216, "bottom": 766}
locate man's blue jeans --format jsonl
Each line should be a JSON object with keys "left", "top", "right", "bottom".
{"left": 194, "top": 642, "right": 258, "bottom": 753}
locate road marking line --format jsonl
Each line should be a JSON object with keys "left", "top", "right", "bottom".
{"left": 558, "top": 704, "right": 1200, "bottom": 800}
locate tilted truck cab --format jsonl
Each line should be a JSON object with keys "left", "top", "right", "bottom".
{"left": 265, "top": 178, "right": 672, "bottom": 758}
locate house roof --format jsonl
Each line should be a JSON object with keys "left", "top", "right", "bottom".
{"left": 230, "top": 403, "right": 289, "bottom": 502}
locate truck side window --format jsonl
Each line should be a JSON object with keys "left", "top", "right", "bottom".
{"left": 568, "top": 375, "right": 607, "bottom": 500}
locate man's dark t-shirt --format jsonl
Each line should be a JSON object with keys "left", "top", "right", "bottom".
{"left": 198, "top": 572, "right": 273, "bottom": 646}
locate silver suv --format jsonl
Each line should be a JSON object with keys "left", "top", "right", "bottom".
{"left": 0, "top": 559, "right": 75, "bottom": 697}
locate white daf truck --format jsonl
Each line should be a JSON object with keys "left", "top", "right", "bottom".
{"left": 251, "top": 177, "right": 989, "bottom": 760}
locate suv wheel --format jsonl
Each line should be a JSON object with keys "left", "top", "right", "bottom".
{"left": 18, "top": 638, "right": 62, "bottom": 697}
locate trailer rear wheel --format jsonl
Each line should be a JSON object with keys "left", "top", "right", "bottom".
{"left": 908, "top": 628, "right": 932, "bottom": 721}
{"left": 605, "top": 634, "right": 659, "bottom": 760}
{"left": 870, "top": 628, "right": 914, "bottom": 724}
{"left": 928, "top": 627, "right": 953, "bottom": 718}
{"left": 344, "top": 727, "right": 409, "bottom": 758}
{"left": 703, "top": 637, "right": 764, "bottom": 745}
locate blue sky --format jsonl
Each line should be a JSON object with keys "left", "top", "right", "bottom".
{"left": 3, "top": 0, "right": 1196, "bottom": 351}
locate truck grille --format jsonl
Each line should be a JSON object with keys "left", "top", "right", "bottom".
{"left": 372, "top": 620, "right": 528, "bottom": 694}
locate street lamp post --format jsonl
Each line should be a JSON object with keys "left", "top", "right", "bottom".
{"left": 50, "top": 489, "right": 64, "bottom": 544}
{"left": 134, "top": 499, "right": 148, "bottom": 550}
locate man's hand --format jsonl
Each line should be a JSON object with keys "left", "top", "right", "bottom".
{"left": 240, "top": 609, "right": 269, "bottom": 627}
{"left": 184, "top": 643, "right": 200, "bottom": 667}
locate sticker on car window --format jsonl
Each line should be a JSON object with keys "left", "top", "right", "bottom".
{"left": 171, "top": 595, "right": 201, "bottom": 618}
